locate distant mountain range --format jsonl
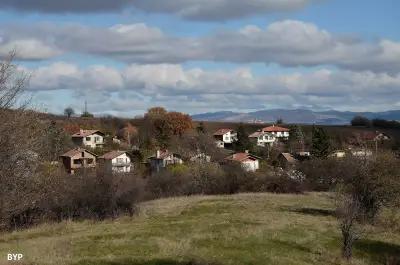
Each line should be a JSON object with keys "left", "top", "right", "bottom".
{"left": 191, "top": 109, "right": 400, "bottom": 125}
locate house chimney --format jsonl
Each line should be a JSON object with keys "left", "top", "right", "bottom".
{"left": 245, "top": 150, "right": 249, "bottom": 154}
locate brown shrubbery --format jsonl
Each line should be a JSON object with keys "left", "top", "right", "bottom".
{"left": 146, "top": 162, "right": 305, "bottom": 199}
{"left": 1, "top": 167, "right": 145, "bottom": 230}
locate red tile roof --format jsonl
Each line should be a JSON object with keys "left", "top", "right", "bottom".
{"left": 262, "top": 125, "right": 289, "bottom": 132}
{"left": 72, "top": 130, "right": 104, "bottom": 138}
{"left": 213, "top": 129, "right": 234, "bottom": 136}
{"left": 249, "top": 131, "right": 273, "bottom": 138}
{"left": 60, "top": 148, "right": 97, "bottom": 158}
{"left": 226, "top": 153, "right": 259, "bottom": 162}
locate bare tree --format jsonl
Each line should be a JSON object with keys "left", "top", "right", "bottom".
{"left": 64, "top": 107, "right": 75, "bottom": 118}
{"left": 336, "top": 195, "right": 364, "bottom": 260}
{"left": 0, "top": 52, "right": 46, "bottom": 229}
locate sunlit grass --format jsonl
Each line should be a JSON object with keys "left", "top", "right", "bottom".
{"left": 0, "top": 193, "right": 398, "bottom": 265}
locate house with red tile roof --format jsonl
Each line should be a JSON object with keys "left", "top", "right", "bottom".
{"left": 225, "top": 151, "right": 260, "bottom": 172}
{"left": 213, "top": 129, "right": 238, "bottom": 148}
{"left": 99, "top": 151, "right": 132, "bottom": 173}
{"left": 60, "top": 148, "right": 97, "bottom": 174}
{"left": 72, "top": 129, "right": 105, "bottom": 148}
{"left": 261, "top": 125, "right": 290, "bottom": 139}
{"left": 249, "top": 131, "right": 276, "bottom": 147}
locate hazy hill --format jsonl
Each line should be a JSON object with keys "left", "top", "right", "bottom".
{"left": 192, "top": 109, "right": 400, "bottom": 125}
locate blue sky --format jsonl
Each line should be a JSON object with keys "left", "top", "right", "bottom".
{"left": 0, "top": 0, "right": 399, "bottom": 116}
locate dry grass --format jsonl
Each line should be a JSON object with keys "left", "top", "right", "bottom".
{"left": 0, "top": 192, "right": 399, "bottom": 265}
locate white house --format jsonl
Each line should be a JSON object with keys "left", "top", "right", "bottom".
{"left": 72, "top": 129, "right": 105, "bottom": 148}
{"left": 249, "top": 131, "right": 276, "bottom": 147}
{"left": 213, "top": 129, "right": 238, "bottom": 148}
{"left": 261, "top": 125, "right": 290, "bottom": 139}
{"left": 225, "top": 152, "right": 260, "bottom": 172}
{"left": 99, "top": 151, "right": 132, "bottom": 173}
{"left": 148, "top": 150, "right": 183, "bottom": 172}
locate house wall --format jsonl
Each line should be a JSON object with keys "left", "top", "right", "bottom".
{"left": 257, "top": 134, "right": 276, "bottom": 146}
{"left": 222, "top": 131, "right": 237, "bottom": 144}
{"left": 241, "top": 160, "right": 259, "bottom": 172}
{"left": 82, "top": 133, "right": 104, "bottom": 148}
{"left": 70, "top": 152, "right": 97, "bottom": 170}
{"left": 111, "top": 153, "right": 131, "bottom": 173}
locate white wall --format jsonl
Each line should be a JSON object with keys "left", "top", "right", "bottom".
{"left": 108, "top": 153, "right": 132, "bottom": 173}
{"left": 83, "top": 133, "right": 104, "bottom": 148}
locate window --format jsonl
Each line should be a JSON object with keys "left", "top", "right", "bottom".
{"left": 73, "top": 159, "right": 81, "bottom": 165}
{"left": 94, "top": 136, "right": 101, "bottom": 143}
{"left": 117, "top": 158, "right": 124, "bottom": 163}
{"left": 87, "top": 158, "right": 94, "bottom": 164}
{"left": 86, "top": 137, "right": 91, "bottom": 141}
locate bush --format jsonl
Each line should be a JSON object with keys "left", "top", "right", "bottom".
{"left": 147, "top": 161, "right": 305, "bottom": 199}
{"left": 0, "top": 168, "right": 146, "bottom": 230}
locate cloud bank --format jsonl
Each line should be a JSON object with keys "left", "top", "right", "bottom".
{"left": 24, "top": 62, "right": 400, "bottom": 115}
{"left": 2, "top": 20, "right": 400, "bottom": 73}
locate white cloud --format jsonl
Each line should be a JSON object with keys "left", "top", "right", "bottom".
{"left": 0, "top": 39, "right": 61, "bottom": 60}
{"left": 25, "top": 62, "right": 400, "bottom": 114}
{"left": 3, "top": 20, "right": 400, "bottom": 73}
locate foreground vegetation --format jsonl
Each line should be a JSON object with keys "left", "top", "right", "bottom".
{"left": 0, "top": 193, "right": 399, "bottom": 265}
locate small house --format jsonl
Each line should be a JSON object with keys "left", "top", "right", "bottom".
{"left": 249, "top": 131, "right": 276, "bottom": 147}
{"left": 98, "top": 151, "right": 132, "bottom": 173}
{"left": 148, "top": 150, "right": 183, "bottom": 172}
{"left": 60, "top": 148, "right": 97, "bottom": 174}
{"left": 225, "top": 152, "right": 260, "bottom": 172}
{"left": 277, "top": 153, "right": 298, "bottom": 168}
{"left": 72, "top": 129, "right": 105, "bottom": 148}
{"left": 262, "top": 125, "right": 290, "bottom": 139}
{"left": 213, "top": 129, "right": 238, "bottom": 148}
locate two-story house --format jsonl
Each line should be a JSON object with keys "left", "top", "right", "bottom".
{"left": 72, "top": 129, "right": 105, "bottom": 148}
{"left": 60, "top": 148, "right": 97, "bottom": 174}
{"left": 225, "top": 151, "right": 260, "bottom": 172}
{"left": 261, "top": 125, "right": 290, "bottom": 140}
{"left": 249, "top": 131, "right": 276, "bottom": 147}
{"left": 213, "top": 129, "right": 238, "bottom": 148}
{"left": 98, "top": 151, "right": 132, "bottom": 173}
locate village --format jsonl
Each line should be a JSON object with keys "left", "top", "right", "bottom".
{"left": 58, "top": 118, "right": 393, "bottom": 175}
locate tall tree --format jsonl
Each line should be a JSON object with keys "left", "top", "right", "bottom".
{"left": 234, "top": 124, "right": 252, "bottom": 152}
{"left": 311, "top": 126, "right": 331, "bottom": 158}
{"left": 288, "top": 125, "right": 305, "bottom": 153}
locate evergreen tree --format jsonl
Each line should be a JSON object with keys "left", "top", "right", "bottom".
{"left": 234, "top": 124, "right": 252, "bottom": 152}
{"left": 288, "top": 125, "right": 305, "bottom": 153}
{"left": 311, "top": 126, "right": 331, "bottom": 158}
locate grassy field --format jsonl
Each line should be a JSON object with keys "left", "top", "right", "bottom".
{"left": 0, "top": 193, "right": 399, "bottom": 265}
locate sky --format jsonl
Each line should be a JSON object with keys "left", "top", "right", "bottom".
{"left": 0, "top": 0, "right": 399, "bottom": 117}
